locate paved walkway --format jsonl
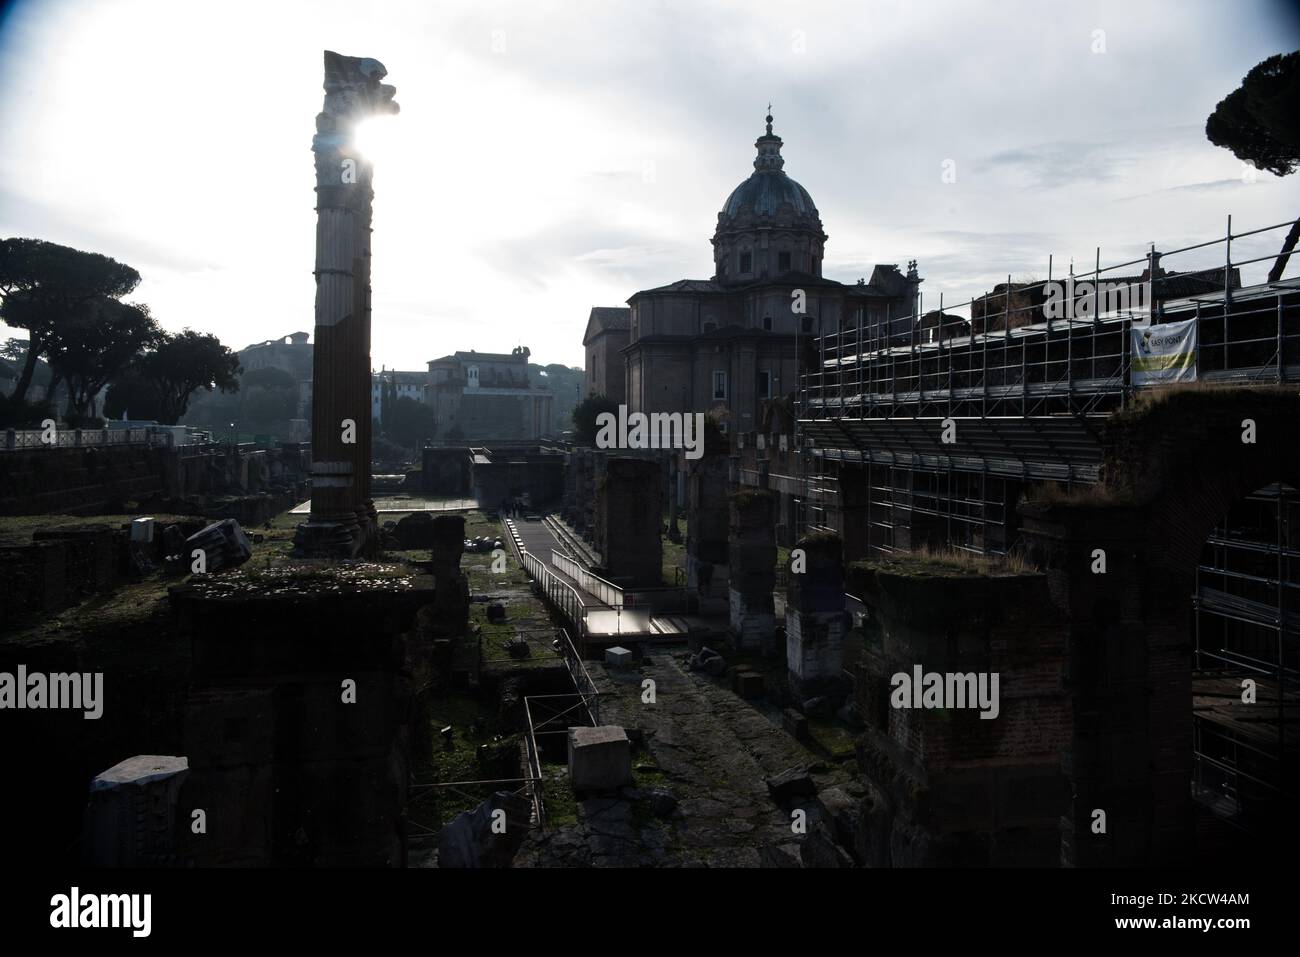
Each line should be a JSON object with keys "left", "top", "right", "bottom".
{"left": 512, "top": 517, "right": 608, "bottom": 609}
{"left": 290, "top": 496, "right": 478, "bottom": 515}
{"left": 514, "top": 651, "right": 863, "bottom": 867}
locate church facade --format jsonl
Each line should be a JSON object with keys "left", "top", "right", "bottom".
{"left": 622, "top": 113, "right": 922, "bottom": 439}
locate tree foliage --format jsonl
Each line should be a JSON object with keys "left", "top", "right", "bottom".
{"left": 44, "top": 299, "right": 160, "bottom": 421}
{"left": 103, "top": 369, "right": 165, "bottom": 421}
{"left": 571, "top": 393, "right": 619, "bottom": 444}
{"left": 1206, "top": 51, "right": 1300, "bottom": 177}
{"left": 0, "top": 238, "right": 141, "bottom": 403}
{"left": 136, "top": 329, "right": 241, "bottom": 424}
{"left": 1206, "top": 51, "right": 1300, "bottom": 282}
{"left": 383, "top": 395, "right": 436, "bottom": 450}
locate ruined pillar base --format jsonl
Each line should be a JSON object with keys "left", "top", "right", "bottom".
{"left": 292, "top": 517, "right": 368, "bottom": 558}
{"left": 786, "top": 609, "right": 845, "bottom": 700}
{"left": 687, "top": 554, "right": 727, "bottom": 592}
{"left": 729, "top": 588, "right": 775, "bottom": 652}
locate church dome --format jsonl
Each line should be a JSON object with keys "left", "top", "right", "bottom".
{"left": 721, "top": 170, "right": 819, "bottom": 221}
{"left": 713, "top": 113, "right": 827, "bottom": 283}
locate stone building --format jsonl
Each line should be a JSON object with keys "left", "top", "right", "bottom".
{"left": 582, "top": 306, "right": 631, "bottom": 401}
{"left": 426, "top": 347, "right": 554, "bottom": 441}
{"left": 237, "top": 331, "right": 313, "bottom": 418}
{"left": 370, "top": 369, "right": 428, "bottom": 424}
{"left": 623, "top": 113, "right": 921, "bottom": 437}
{"left": 239, "top": 331, "right": 313, "bottom": 379}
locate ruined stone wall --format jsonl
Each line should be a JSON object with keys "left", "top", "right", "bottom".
{"left": 0, "top": 444, "right": 306, "bottom": 517}
{"left": 0, "top": 445, "right": 168, "bottom": 515}
{"left": 472, "top": 455, "right": 564, "bottom": 507}
{"left": 1021, "top": 388, "right": 1300, "bottom": 866}
{"left": 847, "top": 560, "right": 1067, "bottom": 866}
{"left": 0, "top": 597, "right": 191, "bottom": 866}
{"left": 421, "top": 447, "right": 471, "bottom": 495}
{"left": 171, "top": 574, "right": 431, "bottom": 867}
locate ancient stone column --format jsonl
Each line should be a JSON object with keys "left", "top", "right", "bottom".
{"left": 728, "top": 489, "right": 776, "bottom": 651}
{"left": 785, "top": 532, "right": 845, "bottom": 698}
{"left": 294, "top": 51, "right": 398, "bottom": 558}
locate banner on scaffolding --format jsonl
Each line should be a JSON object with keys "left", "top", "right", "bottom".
{"left": 1131, "top": 317, "right": 1197, "bottom": 385}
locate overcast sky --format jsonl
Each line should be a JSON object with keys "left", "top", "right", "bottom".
{"left": 2, "top": 0, "right": 1298, "bottom": 371}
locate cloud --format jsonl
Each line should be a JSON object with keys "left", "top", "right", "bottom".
{"left": 3, "top": 0, "right": 1300, "bottom": 369}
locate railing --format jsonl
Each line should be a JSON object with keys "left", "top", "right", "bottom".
{"left": 552, "top": 550, "right": 622, "bottom": 607}
{"left": 503, "top": 518, "right": 588, "bottom": 642}
{"left": 522, "top": 689, "right": 603, "bottom": 831}
{"left": 551, "top": 548, "right": 690, "bottom": 614}
{"left": 2, "top": 425, "right": 214, "bottom": 451}
{"left": 407, "top": 773, "right": 543, "bottom": 836}
{"left": 801, "top": 217, "right": 1300, "bottom": 422}
{"left": 556, "top": 627, "right": 601, "bottom": 725}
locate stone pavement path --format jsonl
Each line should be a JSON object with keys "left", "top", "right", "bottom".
{"left": 514, "top": 651, "right": 861, "bottom": 867}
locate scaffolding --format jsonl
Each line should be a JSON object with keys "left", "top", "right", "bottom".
{"left": 796, "top": 217, "right": 1300, "bottom": 556}
{"left": 792, "top": 216, "right": 1300, "bottom": 833}
{"left": 1192, "top": 483, "right": 1299, "bottom": 829}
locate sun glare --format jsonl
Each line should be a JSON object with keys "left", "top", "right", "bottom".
{"left": 353, "top": 115, "right": 398, "bottom": 164}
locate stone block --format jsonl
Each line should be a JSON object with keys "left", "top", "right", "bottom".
{"left": 605, "top": 645, "right": 633, "bottom": 668}
{"left": 130, "top": 517, "right": 155, "bottom": 543}
{"left": 765, "top": 766, "right": 816, "bottom": 803}
{"left": 567, "top": 725, "right": 632, "bottom": 791}
{"left": 782, "top": 707, "right": 809, "bottom": 740}
{"left": 733, "top": 669, "right": 765, "bottom": 700}
{"left": 438, "top": 790, "right": 533, "bottom": 868}
{"left": 84, "top": 755, "right": 189, "bottom": 867}
{"left": 184, "top": 518, "right": 252, "bottom": 573}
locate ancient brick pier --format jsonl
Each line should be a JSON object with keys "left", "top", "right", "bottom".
{"left": 785, "top": 532, "right": 846, "bottom": 697}
{"left": 848, "top": 558, "right": 1066, "bottom": 866}
{"left": 595, "top": 456, "right": 661, "bottom": 586}
{"left": 728, "top": 489, "right": 776, "bottom": 651}
{"left": 687, "top": 452, "right": 730, "bottom": 592}
{"left": 171, "top": 569, "right": 432, "bottom": 866}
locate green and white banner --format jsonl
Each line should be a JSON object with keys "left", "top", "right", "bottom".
{"left": 1131, "top": 317, "right": 1197, "bottom": 384}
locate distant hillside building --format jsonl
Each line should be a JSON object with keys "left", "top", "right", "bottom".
{"left": 239, "top": 331, "right": 313, "bottom": 379}
{"left": 238, "top": 331, "right": 313, "bottom": 418}
{"left": 371, "top": 369, "right": 428, "bottom": 423}
{"left": 426, "top": 347, "right": 554, "bottom": 441}
{"left": 583, "top": 307, "right": 631, "bottom": 401}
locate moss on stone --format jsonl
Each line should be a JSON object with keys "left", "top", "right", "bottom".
{"left": 730, "top": 488, "right": 773, "bottom": 510}
{"left": 849, "top": 545, "right": 1033, "bottom": 582}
